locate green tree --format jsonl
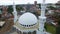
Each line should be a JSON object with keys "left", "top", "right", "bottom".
{"left": 16, "top": 5, "right": 24, "bottom": 12}
{"left": 38, "top": 4, "right": 41, "bottom": 9}
{"left": 53, "top": 11, "right": 60, "bottom": 25}
{"left": 7, "top": 5, "right": 13, "bottom": 14}
{"left": 47, "top": 6, "right": 56, "bottom": 10}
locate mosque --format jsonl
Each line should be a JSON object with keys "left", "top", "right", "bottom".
{"left": 13, "top": 0, "right": 50, "bottom": 34}
{"left": 0, "top": 0, "right": 51, "bottom": 34}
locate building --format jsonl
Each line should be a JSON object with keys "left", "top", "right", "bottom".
{"left": 0, "top": 0, "right": 53, "bottom": 34}
{"left": 16, "top": 1, "right": 40, "bottom": 16}
{"left": 14, "top": 12, "right": 38, "bottom": 34}
{"left": 13, "top": 0, "right": 50, "bottom": 34}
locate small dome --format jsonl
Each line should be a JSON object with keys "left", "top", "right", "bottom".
{"left": 18, "top": 12, "right": 38, "bottom": 25}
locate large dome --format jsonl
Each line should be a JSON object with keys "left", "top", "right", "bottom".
{"left": 18, "top": 12, "right": 38, "bottom": 26}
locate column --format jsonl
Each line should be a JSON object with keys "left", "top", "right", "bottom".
{"left": 31, "top": 32, "right": 33, "bottom": 34}
{"left": 22, "top": 31, "right": 23, "bottom": 34}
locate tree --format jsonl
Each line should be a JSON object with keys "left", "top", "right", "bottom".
{"left": 7, "top": 5, "right": 13, "bottom": 14}
{"left": 16, "top": 5, "right": 24, "bottom": 12}
{"left": 38, "top": 4, "right": 41, "bottom": 9}
{"left": 53, "top": 11, "right": 60, "bottom": 25}
{"left": 47, "top": 6, "right": 56, "bottom": 10}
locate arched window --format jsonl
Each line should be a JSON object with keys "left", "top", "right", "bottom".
{"left": 17, "top": 31, "right": 21, "bottom": 34}
{"left": 23, "top": 25, "right": 24, "bottom": 26}
{"left": 25, "top": 25, "right": 26, "bottom": 27}
{"left": 28, "top": 32, "right": 31, "bottom": 34}
{"left": 27, "top": 25, "right": 28, "bottom": 27}
{"left": 33, "top": 31, "right": 36, "bottom": 34}
{"left": 29, "top": 25, "right": 30, "bottom": 27}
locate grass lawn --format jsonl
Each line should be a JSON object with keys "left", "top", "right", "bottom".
{"left": 45, "top": 23, "right": 56, "bottom": 34}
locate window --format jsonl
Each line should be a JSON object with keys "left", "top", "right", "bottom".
{"left": 29, "top": 25, "right": 30, "bottom": 27}
{"left": 25, "top": 25, "right": 26, "bottom": 27}
{"left": 27, "top": 25, "right": 28, "bottom": 27}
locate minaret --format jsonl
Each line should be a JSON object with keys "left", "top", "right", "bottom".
{"left": 37, "top": 0, "right": 46, "bottom": 34}
{"left": 13, "top": 1, "right": 18, "bottom": 23}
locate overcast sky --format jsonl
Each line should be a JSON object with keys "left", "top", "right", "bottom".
{"left": 0, "top": 0, "right": 59, "bottom": 5}
{"left": 16, "top": 0, "right": 59, "bottom": 4}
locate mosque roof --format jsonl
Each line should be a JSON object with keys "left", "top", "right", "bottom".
{"left": 18, "top": 12, "right": 38, "bottom": 25}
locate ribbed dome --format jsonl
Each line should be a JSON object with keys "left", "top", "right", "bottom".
{"left": 18, "top": 12, "right": 38, "bottom": 25}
